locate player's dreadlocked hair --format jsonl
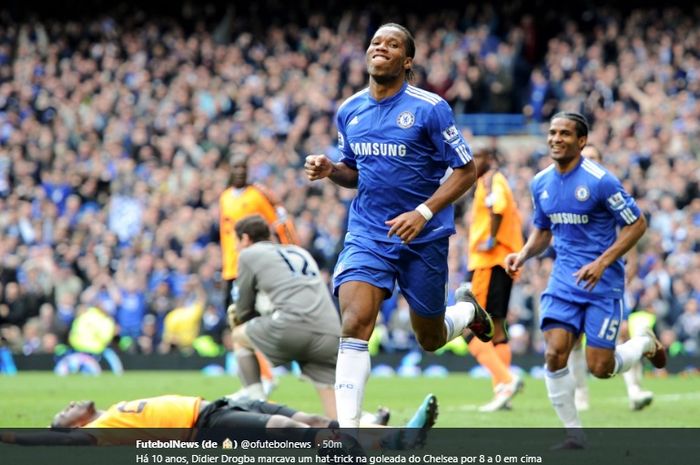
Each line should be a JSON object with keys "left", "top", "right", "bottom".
{"left": 551, "top": 111, "right": 589, "bottom": 137}
{"left": 378, "top": 23, "right": 416, "bottom": 82}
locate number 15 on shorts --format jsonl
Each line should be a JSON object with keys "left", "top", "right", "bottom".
{"left": 597, "top": 317, "right": 620, "bottom": 341}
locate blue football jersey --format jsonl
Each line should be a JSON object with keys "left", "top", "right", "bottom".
{"left": 336, "top": 82, "right": 472, "bottom": 243}
{"left": 531, "top": 157, "right": 641, "bottom": 298}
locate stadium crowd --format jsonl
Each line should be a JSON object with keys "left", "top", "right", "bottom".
{"left": 0, "top": 2, "right": 698, "bottom": 362}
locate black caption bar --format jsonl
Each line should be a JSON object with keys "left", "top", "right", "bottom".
{"left": 1, "top": 428, "right": 698, "bottom": 465}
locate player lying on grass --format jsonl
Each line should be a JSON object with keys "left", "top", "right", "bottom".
{"left": 0, "top": 393, "right": 438, "bottom": 451}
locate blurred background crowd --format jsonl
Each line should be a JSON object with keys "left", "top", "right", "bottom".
{"left": 0, "top": 1, "right": 698, "bottom": 361}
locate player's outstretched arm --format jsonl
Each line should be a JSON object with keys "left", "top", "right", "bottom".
{"left": 304, "top": 155, "right": 358, "bottom": 188}
{"left": 505, "top": 227, "right": 552, "bottom": 277}
{"left": 574, "top": 215, "right": 646, "bottom": 291}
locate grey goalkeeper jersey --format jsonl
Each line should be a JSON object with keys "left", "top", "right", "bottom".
{"left": 234, "top": 241, "right": 341, "bottom": 336}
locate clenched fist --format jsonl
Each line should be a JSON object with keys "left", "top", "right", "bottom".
{"left": 304, "top": 155, "right": 333, "bottom": 181}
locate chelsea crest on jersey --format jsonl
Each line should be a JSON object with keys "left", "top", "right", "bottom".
{"left": 335, "top": 82, "right": 473, "bottom": 243}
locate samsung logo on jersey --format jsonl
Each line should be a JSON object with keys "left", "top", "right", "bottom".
{"left": 549, "top": 212, "right": 589, "bottom": 224}
{"left": 351, "top": 142, "right": 407, "bottom": 157}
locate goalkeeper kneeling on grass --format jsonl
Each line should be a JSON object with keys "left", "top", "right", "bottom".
{"left": 225, "top": 214, "right": 340, "bottom": 419}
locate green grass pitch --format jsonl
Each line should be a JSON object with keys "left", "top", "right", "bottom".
{"left": 1, "top": 371, "right": 699, "bottom": 427}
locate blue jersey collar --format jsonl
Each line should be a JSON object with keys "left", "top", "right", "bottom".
{"left": 368, "top": 81, "right": 408, "bottom": 105}
{"left": 554, "top": 156, "right": 584, "bottom": 179}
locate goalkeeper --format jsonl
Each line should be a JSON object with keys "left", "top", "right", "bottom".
{"left": 228, "top": 215, "right": 340, "bottom": 419}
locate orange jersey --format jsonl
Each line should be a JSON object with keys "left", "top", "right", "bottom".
{"left": 219, "top": 184, "right": 298, "bottom": 280}
{"left": 84, "top": 395, "right": 202, "bottom": 445}
{"left": 468, "top": 171, "right": 524, "bottom": 270}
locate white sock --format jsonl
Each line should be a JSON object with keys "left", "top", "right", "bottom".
{"left": 545, "top": 366, "right": 582, "bottom": 428}
{"left": 335, "top": 338, "right": 370, "bottom": 428}
{"left": 444, "top": 301, "right": 475, "bottom": 341}
{"left": 623, "top": 360, "right": 643, "bottom": 397}
{"left": 568, "top": 344, "right": 588, "bottom": 390}
{"left": 613, "top": 334, "right": 655, "bottom": 375}
{"left": 245, "top": 382, "right": 265, "bottom": 400}
{"left": 235, "top": 347, "right": 261, "bottom": 386}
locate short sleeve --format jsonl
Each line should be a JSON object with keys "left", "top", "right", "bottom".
{"left": 599, "top": 174, "right": 641, "bottom": 227}
{"left": 426, "top": 100, "right": 473, "bottom": 168}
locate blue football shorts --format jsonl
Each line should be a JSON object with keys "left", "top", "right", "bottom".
{"left": 332, "top": 233, "right": 449, "bottom": 318}
{"left": 540, "top": 292, "right": 626, "bottom": 349}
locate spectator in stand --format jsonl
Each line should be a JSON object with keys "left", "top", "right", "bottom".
{"left": 0, "top": 3, "right": 697, "bottom": 360}
{"left": 114, "top": 274, "right": 148, "bottom": 341}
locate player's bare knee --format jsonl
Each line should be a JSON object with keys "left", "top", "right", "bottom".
{"left": 544, "top": 349, "right": 568, "bottom": 371}
{"left": 588, "top": 360, "right": 615, "bottom": 379}
{"left": 415, "top": 333, "right": 444, "bottom": 352}
{"left": 340, "top": 307, "right": 375, "bottom": 339}
{"left": 231, "top": 325, "right": 247, "bottom": 344}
